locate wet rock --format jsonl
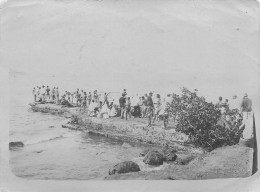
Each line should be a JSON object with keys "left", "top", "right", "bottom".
{"left": 9, "top": 141, "right": 24, "bottom": 150}
{"left": 109, "top": 161, "right": 140, "bottom": 175}
{"left": 139, "top": 149, "right": 150, "bottom": 157}
{"left": 174, "top": 155, "right": 195, "bottom": 165}
{"left": 62, "top": 123, "right": 79, "bottom": 130}
{"left": 164, "top": 151, "right": 178, "bottom": 162}
{"left": 143, "top": 150, "right": 164, "bottom": 165}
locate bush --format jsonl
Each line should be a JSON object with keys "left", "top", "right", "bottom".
{"left": 169, "top": 87, "right": 242, "bottom": 150}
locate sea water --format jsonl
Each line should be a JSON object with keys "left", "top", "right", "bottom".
{"left": 9, "top": 72, "right": 167, "bottom": 180}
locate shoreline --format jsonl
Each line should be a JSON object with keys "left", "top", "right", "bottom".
{"left": 29, "top": 102, "right": 203, "bottom": 154}
{"left": 28, "top": 102, "right": 254, "bottom": 180}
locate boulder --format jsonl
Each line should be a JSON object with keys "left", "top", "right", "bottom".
{"left": 9, "top": 141, "right": 24, "bottom": 150}
{"left": 139, "top": 149, "right": 150, "bottom": 157}
{"left": 109, "top": 161, "right": 140, "bottom": 175}
{"left": 174, "top": 155, "right": 195, "bottom": 165}
{"left": 143, "top": 150, "right": 165, "bottom": 165}
{"left": 164, "top": 151, "right": 178, "bottom": 162}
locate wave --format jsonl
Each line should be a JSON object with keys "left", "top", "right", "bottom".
{"left": 131, "top": 157, "right": 168, "bottom": 172}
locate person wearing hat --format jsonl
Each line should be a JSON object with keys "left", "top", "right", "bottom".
{"left": 239, "top": 93, "right": 254, "bottom": 143}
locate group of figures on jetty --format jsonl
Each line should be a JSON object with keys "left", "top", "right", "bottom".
{"left": 32, "top": 85, "right": 254, "bottom": 141}
{"left": 32, "top": 86, "right": 173, "bottom": 127}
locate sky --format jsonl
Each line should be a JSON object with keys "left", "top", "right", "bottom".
{"left": 1, "top": 0, "right": 259, "bottom": 102}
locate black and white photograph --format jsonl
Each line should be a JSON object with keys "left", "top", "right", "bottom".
{"left": 0, "top": 0, "right": 259, "bottom": 189}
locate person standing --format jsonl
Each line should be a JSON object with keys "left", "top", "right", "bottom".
{"left": 146, "top": 92, "right": 154, "bottom": 127}
{"left": 46, "top": 86, "right": 50, "bottom": 101}
{"left": 119, "top": 94, "right": 126, "bottom": 119}
{"left": 87, "top": 92, "right": 92, "bottom": 106}
{"left": 239, "top": 93, "right": 254, "bottom": 142}
{"left": 37, "top": 87, "right": 41, "bottom": 101}
{"left": 32, "top": 87, "right": 36, "bottom": 102}
{"left": 103, "top": 92, "right": 109, "bottom": 104}
{"left": 52, "top": 87, "right": 56, "bottom": 101}
{"left": 216, "top": 96, "right": 223, "bottom": 108}
{"left": 153, "top": 94, "right": 162, "bottom": 122}
{"left": 55, "top": 87, "right": 59, "bottom": 104}
{"left": 40, "top": 85, "right": 46, "bottom": 102}
{"left": 125, "top": 97, "right": 131, "bottom": 120}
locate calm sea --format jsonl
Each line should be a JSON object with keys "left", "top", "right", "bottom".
{"left": 9, "top": 72, "right": 165, "bottom": 180}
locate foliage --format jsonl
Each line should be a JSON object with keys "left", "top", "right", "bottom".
{"left": 168, "top": 87, "right": 242, "bottom": 150}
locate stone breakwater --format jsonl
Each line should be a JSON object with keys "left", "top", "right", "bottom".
{"left": 29, "top": 103, "right": 204, "bottom": 154}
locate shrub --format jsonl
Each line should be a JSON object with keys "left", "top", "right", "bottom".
{"left": 169, "top": 87, "right": 242, "bottom": 150}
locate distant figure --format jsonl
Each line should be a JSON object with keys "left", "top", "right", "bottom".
{"left": 239, "top": 93, "right": 254, "bottom": 141}
{"left": 32, "top": 87, "right": 36, "bottom": 102}
{"left": 109, "top": 104, "right": 117, "bottom": 118}
{"left": 122, "top": 89, "right": 127, "bottom": 97}
{"left": 41, "top": 85, "right": 46, "bottom": 102}
{"left": 87, "top": 92, "right": 92, "bottom": 106}
{"left": 119, "top": 94, "right": 126, "bottom": 119}
{"left": 104, "top": 92, "right": 109, "bottom": 103}
{"left": 46, "top": 86, "right": 50, "bottom": 101}
{"left": 216, "top": 96, "right": 223, "bottom": 108}
{"left": 75, "top": 90, "right": 81, "bottom": 106}
{"left": 125, "top": 97, "right": 131, "bottom": 120}
{"left": 223, "top": 99, "right": 229, "bottom": 110}
{"left": 81, "top": 92, "right": 87, "bottom": 111}
{"left": 55, "top": 87, "right": 59, "bottom": 104}
{"left": 165, "top": 94, "right": 172, "bottom": 105}
{"left": 52, "top": 87, "right": 56, "bottom": 101}
{"left": 142, "top": 94, "right": 148, "bottom": 118}
{"left": 153, "top": 94, "right": 162, "bottom": 122}
{"left": 146, "top": 92, "right": 154, "bottom": 127}
{"left": 93, "top": 90, "right": 99, "bottom": 102}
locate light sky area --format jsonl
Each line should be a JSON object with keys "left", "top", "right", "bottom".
{"left": 1, "top": 0, "right": 259, "bottom": 103}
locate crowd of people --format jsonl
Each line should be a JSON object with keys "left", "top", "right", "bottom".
{"left": 32, "top": 86, "right": 174, "bottom": 127}
{"left": 32, "top": 86, "right": 253, "bottom": 131}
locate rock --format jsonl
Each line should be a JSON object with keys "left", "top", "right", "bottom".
{"left": 9, "top": 141, "right": 24, "bottom": 150}
{"left": 122, "top": 142, "right": 132, "bottom": 148}
{"left": 164, "top": 151, "right": 178, "bottom": 162}
{"left": 174, "top": 155, "right": 195, "bottom": 165}
{"left": 109, "top": 161, "right": 140, "bottom": 175}
{"left": 62, "top": 123, "right": 79, "bottom": 130}
{"left": 139, "top": 149, "right": 150, "bottom": 157}
{"left": 32, "top": 150, "right": 43, "bottom": 153}
{"left": 143, "top": 150, "right": 164, "bottom": 165}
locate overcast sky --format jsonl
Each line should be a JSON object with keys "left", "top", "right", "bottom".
{"left": 1, "top": 0, "right": 259, "bottom": 101}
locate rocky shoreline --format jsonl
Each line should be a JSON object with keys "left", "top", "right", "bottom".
{"left": 29, "top": 102, "right": 203, "bottom": 153}
{"left": 27, "top": 102, "right": 254, "bottom": 179}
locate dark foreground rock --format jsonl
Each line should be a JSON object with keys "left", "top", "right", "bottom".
{"left": 143, "top": 150, "right": 165, "bottom": 165}
{"left": 164, "top": 151, "right": 178, "bottom": 162}
{"left": 105, "top": 145, "right": 253, "bottom": 180}
{"left": 109, "top": 161, "right": 141, "bottom": 175}
{"left": 9, "top": 141, "right": 24, "bottom": 150}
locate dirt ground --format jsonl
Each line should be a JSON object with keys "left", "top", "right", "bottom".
{"left": 105, "top": 144, "right": 254, "bottom": 180}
